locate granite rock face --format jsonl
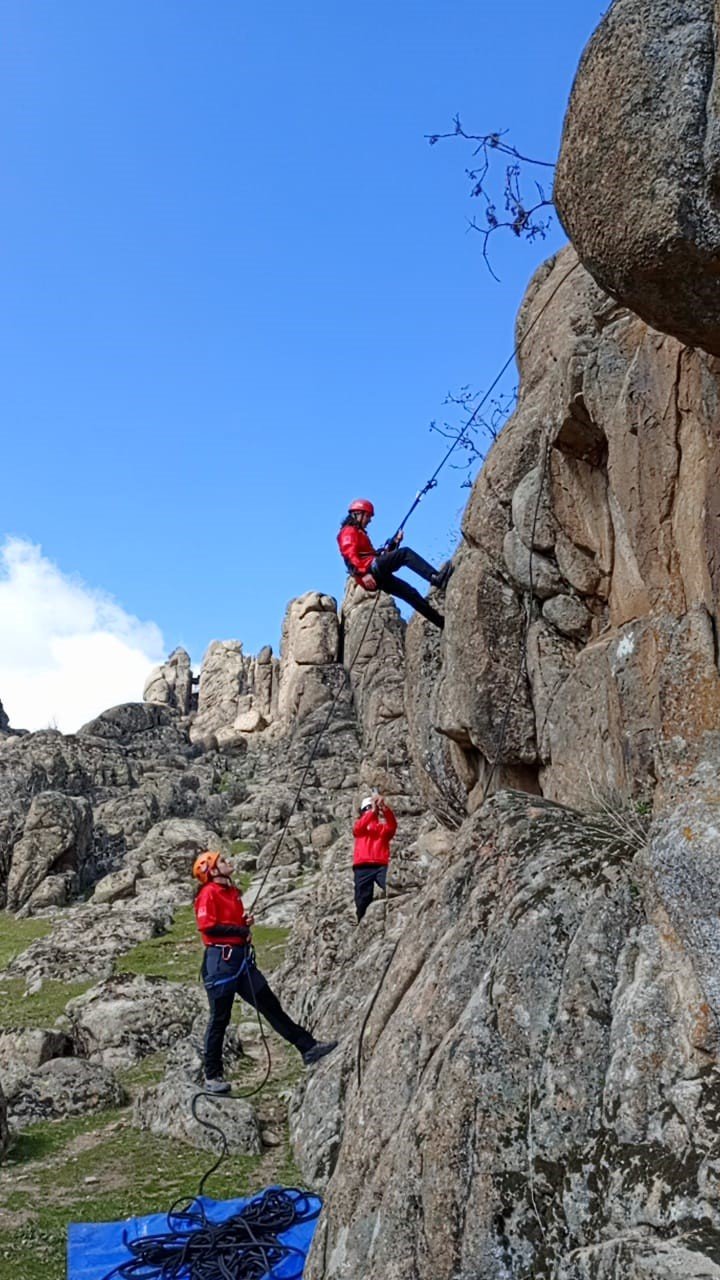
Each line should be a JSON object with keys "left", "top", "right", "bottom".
{"left": 292, "top": 792, "right": 720, "bottom": 1279}
{"left": 554, "top": 0, "right": 720, "bottom": 358}
{"left": 4, "top": 1058, "right": 126, "bottom": 1130}
{"left": 411, "top": 246, "right": 720, "bottom": 813}
{"left": 6, "top": 791, "right": 92, "bottom": 913}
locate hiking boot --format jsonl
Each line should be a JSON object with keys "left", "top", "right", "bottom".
{"left": 204, "top": 1077, "right": 231, "bottom": 1094}
{"left": 302, "top": 1040, "right": 338, "bottom": 1066}
{"left": 431, "top": 563, "right": 454, "bottom": 591}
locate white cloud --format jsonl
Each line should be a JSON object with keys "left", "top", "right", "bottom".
{"left": 0, "top": 538, "right": 166, "bottom": 733}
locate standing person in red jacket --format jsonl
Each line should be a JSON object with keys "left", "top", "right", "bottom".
{"left": 193, "top": 851, "right": 337, "bottom": 1093}
{"left": 337, "top": 498, "right": 451, "bottom": 630}
{"left": 352, "top": 794, "right": 397, "bottom": 922}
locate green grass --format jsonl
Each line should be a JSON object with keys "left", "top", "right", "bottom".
{"left": 116, "top": 1050, "right": 168, "bottom": 1089}
{"left": 0, "top": 978, "right": 90, "bottom": 1030}
{"left": 0, "top": 912, "right": 52, "bottom": 971}
{"left": 0, "top": 1110, "right": 273, "bottom": 1280}
{"left": 229, "top": 840, "right": 253, "bottom": 856}
{"left": 114, "top": 905, "right": 203, "bottom": 983}
{"left": 247, "top": 925, "right": 289, "bottom": 974}
{"left": 0, "top": 1033, "right": 315, "bottom": 1280}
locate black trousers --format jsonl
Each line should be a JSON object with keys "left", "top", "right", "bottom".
{"left": 372, "top": 547, "right": 443, "bottom": 629}
{"left": 201, "top": 945, "right": 315, "bottom": 1078}
{"left": 354, "top": 864, "right": 388, "bottom": 921}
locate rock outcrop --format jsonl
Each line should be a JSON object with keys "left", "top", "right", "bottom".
{"left": 554, "top": 0, "right": 720, "bottom": 359}
{"left": 6, "top": 791, "right": 92, "bottom": 913}
{"left": 143, "top": 647, "right": 193, "bottom": 715}
{"left": 66, "top": 975, "right": 206, "bottom": 1069}
{"left": 290, "top": 792, "right": 720, "bottom": 1279}
{"left": 3, "top": 1058, "right": 126, "bottom": 1129}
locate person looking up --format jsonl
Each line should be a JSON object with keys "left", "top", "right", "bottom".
{"left": 352, "top": 794, "right": 397, "bottom": 922}
{"left": 193, "top": 851, "right": 337, "bottom": 1092}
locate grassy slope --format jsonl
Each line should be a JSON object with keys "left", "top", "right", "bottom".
{"left": 0, "top": 903, "right": 304, "bottom": 1280}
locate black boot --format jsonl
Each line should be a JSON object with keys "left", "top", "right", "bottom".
{"left": 431, "top": 563, "right": 454, "bottom": 591}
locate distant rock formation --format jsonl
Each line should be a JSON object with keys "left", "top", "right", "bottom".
{"left": 143, "top": 647, "right": 193, "bottom": 715}
{"left": 555, "top": 0, "right": 720, "bottom": 357}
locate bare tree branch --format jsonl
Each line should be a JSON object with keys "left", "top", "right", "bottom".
{"left": 428, "top": 115, "right": 555, "bottom": 277}
{"left": 430, "top": 385, "right": 517, "bottom": 485}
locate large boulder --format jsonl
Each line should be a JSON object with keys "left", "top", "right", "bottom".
{"left": 7, "top": 894, "right": 176, "bottom": 983}
{"left": 4, "top": 1058, "right": 125, "bottom": 1129}
{"left": 0, "top": 1028, "right": 72, "bottom": 1075}
{"left": 554, "top": 0, "right": 720, "bottom": 357}
{"left": 277, "top": 593, "right": 340, "bottom": 723}
{"left": 6, "top": 791, "right": 93, "bottom": 912}
{"left": 78, "top": 701, "right": 180, "bottom": 746}
{"left": 341, "top": 586, "right": 418, "bottom": 812}
{"left": 190, "top": 640, "right": 278, "bottom": 746}
{"left": 133, "top": 1077, "right": 261, "bottom": 1154}
{"left": 66, "top": 974, "right": 206, "bottom": 1069}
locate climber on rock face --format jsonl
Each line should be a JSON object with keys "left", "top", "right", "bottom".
{"left": 192, "top": 851, "right": 337, "bottom": 1092}
{"left": 352, "top": 794, "right": 397, "bottom": 922}
{"left": 337, "top": 498, "right": 451, "bottom": 630}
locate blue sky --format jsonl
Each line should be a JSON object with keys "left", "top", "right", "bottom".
{"left": 1, "top": 1, "right": 603, "bottom": 728}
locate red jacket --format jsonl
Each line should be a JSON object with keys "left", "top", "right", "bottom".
{"left": 338, "top": 524, "right": 377, "bottom": 579}
{"left": 352, "top": 806, "right": 397, "bottom": 867}
{"left": 194, "top": 881, "right": 251, "bottom": 948}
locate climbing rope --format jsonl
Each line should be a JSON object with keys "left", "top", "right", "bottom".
{"left": 190, "top": 592, "right": 384, "bottom": 1195}
{"left": 250, "top": 591, "right": 383, "bottom": 915}
{"left": 194, "top": 253, "right": 581, "bottom": 1178}
{"left": 355, "top": 430, "right": 551, "bottom": 1087}
{"left": 355, "top": 257, "right": 581, "bottom": 1086}
{"left": 98, "top": 1187, "right": 321, "bottom": 1280}
{"left": 391, "top": 256, "right": 581, "bottom": 540}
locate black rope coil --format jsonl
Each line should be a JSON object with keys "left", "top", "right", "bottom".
{"left": 99, "top": 1187, "right": 321, "bottom": 1280}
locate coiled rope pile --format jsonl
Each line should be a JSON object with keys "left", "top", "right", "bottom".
{"left": 99, "top": 1187, "right": 321, "bottom": 1280}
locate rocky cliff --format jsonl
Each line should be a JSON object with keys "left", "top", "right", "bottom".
{"left": 4, "top": 3, "right": 720, "bottom": 1273}
{"left": 276, "top": 240, "right": 720, "bottom": 1278}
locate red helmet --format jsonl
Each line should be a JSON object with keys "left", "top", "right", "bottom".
{"left": 348, "top": 498, "right": 374, "bottom": 516}
{"left": 192, "top": 850, "right": 221, "bottom": 885}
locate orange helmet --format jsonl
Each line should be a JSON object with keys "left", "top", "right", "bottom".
{"left": 192, "top": 850, "right": 221, "bottom": 885}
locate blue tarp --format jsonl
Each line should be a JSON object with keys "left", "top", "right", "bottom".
{"left": 67, "top": 1189, "right": 322, "bottom": 1280}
